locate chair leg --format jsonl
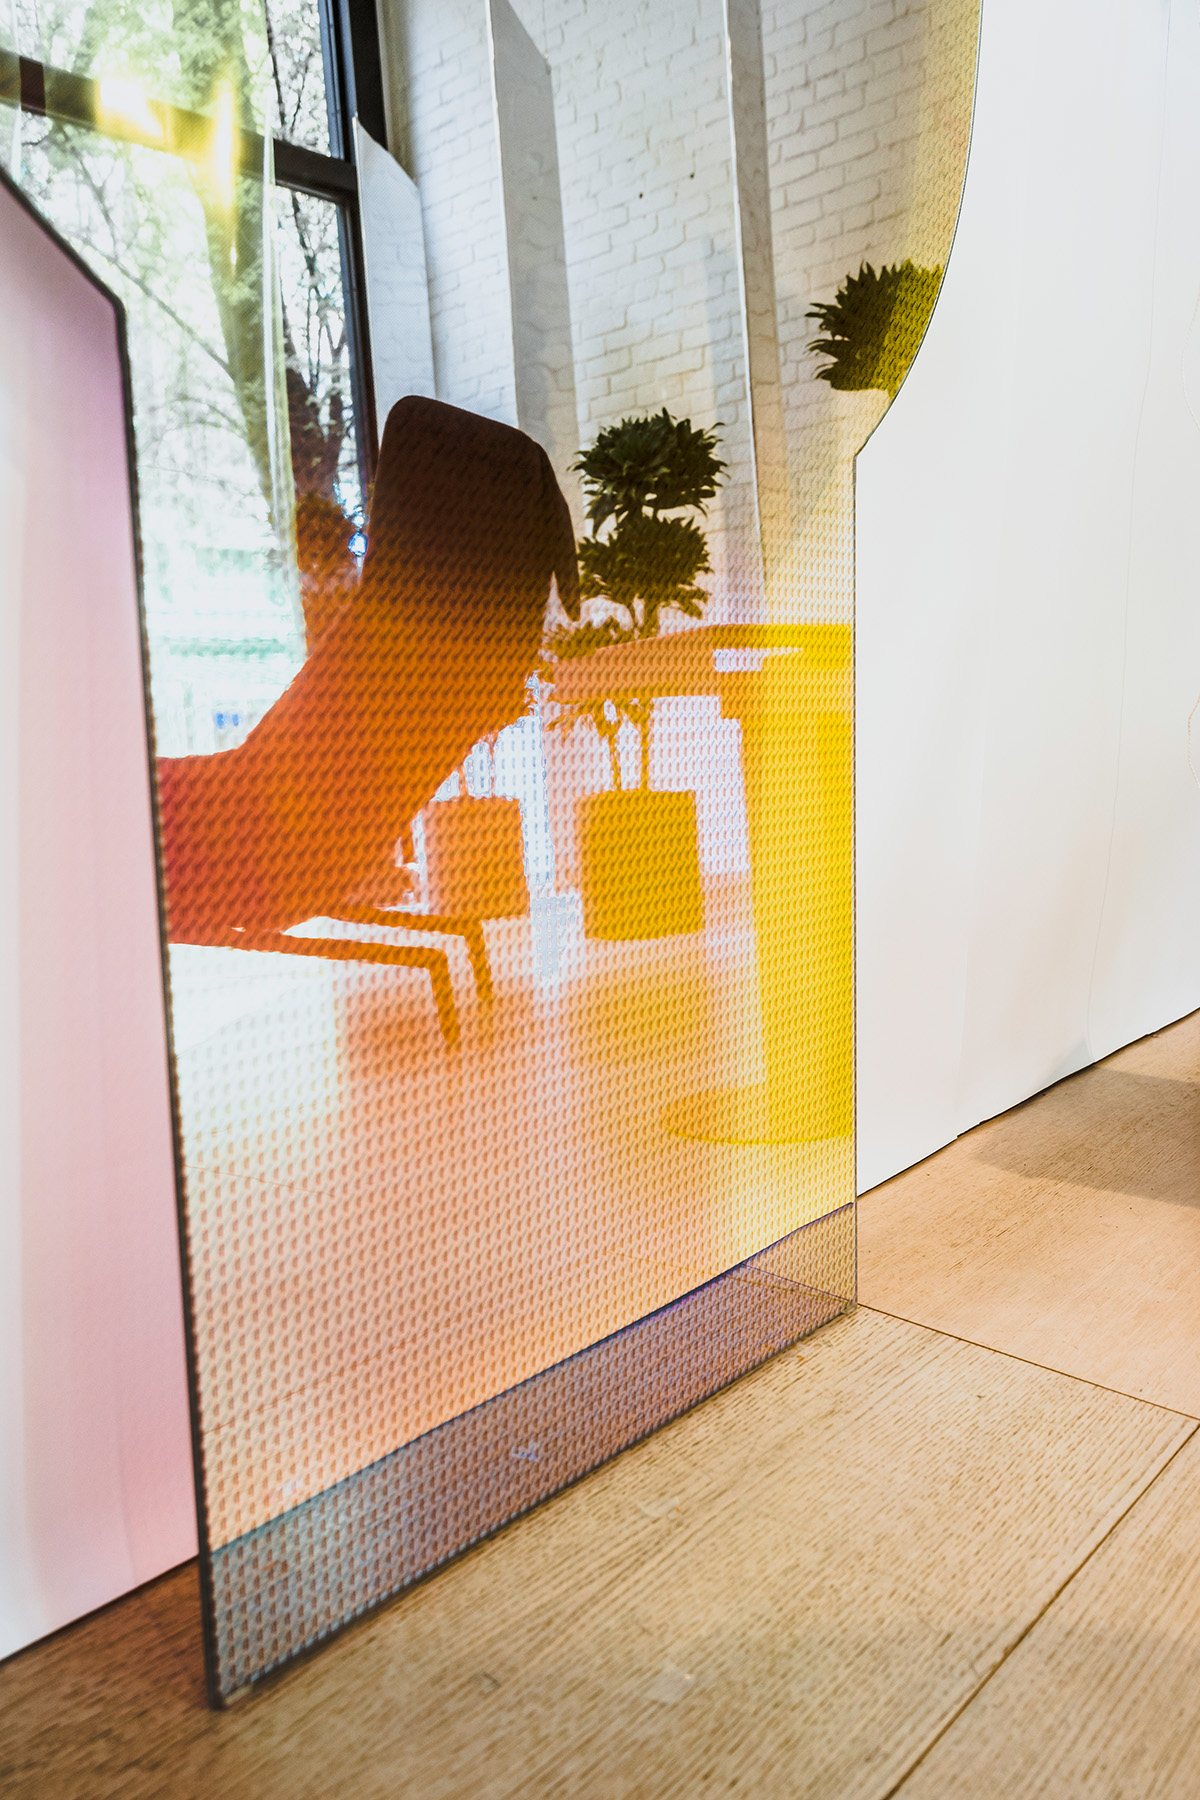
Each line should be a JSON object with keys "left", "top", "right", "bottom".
{"left": 424, "top": 952, "right": 459, "bottom": 1043}
{"left": 333, "top": 907, "right": 494, "bottom": 1004}
{"left": 460, "top": 920, "right": 493, "bottom": 1003}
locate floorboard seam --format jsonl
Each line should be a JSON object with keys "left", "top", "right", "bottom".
{"left": 877, "top": 1414, "right": 1200, "bottom": 1800}
{"left": 858, "top": 1304, "right": 1200, "bottom": 1418}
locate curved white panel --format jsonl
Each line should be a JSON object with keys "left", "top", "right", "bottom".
{"left": 856, "top": 0, "right": 1200, "bottom": 1189}
{"left": 355, "top": 121, "right": 437, "bottom": 422}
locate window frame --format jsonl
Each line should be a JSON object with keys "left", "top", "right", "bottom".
{"left": 0, "top": 0, "right": 386, "bottom": 494}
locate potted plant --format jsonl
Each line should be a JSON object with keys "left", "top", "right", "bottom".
{"left": 805, "top": 259, "right": 943, "bottom": 399}
{"left": 422, "top": 733, "right": 530, "bottom": 919}
{"left": 542, "top": 408, "right": 727, "bottom": 940}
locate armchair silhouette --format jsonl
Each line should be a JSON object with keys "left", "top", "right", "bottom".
{"left": 156, "top": 396, "right": 580, "bottom": 1043}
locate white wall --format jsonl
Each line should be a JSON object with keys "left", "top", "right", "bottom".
{"left": 385, "top": 0, "right": 518, "bottom": 426}
{"left": 763, "top": 0, "right": 979, "bottom": 604}
{"left": 856, "top": 0, "right": 1200, "bottom": 1190}
{"left": 0, "top": 180, "right": 195, "bottom": 1659}
{"left": 380, "top": 0, "right": 581, "bottom": 498}
{"left": 491, "top": 0, "right": 580, "bottom": 493}
{"left": 388, "top": 0, "right": 758, "bottom": 598}
{"left": 382, "top": 0, "right": 975, "bottom": 613}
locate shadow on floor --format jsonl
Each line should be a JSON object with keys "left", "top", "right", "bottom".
{"left": 974, "top": 1068, "right": 1200, "bottom": 1207}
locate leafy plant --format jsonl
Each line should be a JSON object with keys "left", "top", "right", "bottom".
{"left": 574, "top": 408, "right": 727, "bottom": 530}
{"left": 806, "top": 260, "right": 943, "bottom": 399}
{"left": 578, "top": 514, "right": 711, "bottom": 638}
{"left": 543, "top": 410, "right": 727, "bottom": 790}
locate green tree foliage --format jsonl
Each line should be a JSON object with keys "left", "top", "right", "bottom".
{"left": 805, "top": 260, "right": 943, "bottom": 399}
{"left": 173, "top": 0, "right": 279, "bottom": 512}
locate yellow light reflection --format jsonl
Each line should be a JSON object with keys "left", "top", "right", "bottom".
{"left": 96, "top": 76, "right": 164, "bottom": 142}
{"left": 206, "top": 80, "right": 238, "bottom": 215}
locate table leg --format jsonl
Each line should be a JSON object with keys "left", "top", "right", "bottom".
{"left": 737, "top": 694, "right": 853, "bottom": 1141}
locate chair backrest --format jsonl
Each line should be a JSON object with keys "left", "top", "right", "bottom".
{"left": 360, "top": 394, "right": 579, "bottom": 712}
{"left": 158, "top": 397, "right": 579, "bottom": 936}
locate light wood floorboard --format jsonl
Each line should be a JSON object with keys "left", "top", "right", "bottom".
{"left": 858, "top": 1010, "right": 1200, "bottom": 1413}
{"left": 0, "top": 1309, "right": 1189, "bottom": 1799}
{"left": 897, "top": 1426, "right": 1200, "bottom": 1798}
{"left": 9, "top": 1013, "right": 1200, "bottom": 1793}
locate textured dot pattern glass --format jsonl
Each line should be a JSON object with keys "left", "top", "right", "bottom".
{"left": 9, "top": 0, "right": 983, "bottom": 1704}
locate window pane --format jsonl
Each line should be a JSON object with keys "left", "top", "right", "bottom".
{"left": 276, "top": 187, "right": 361, "bottom": 510}
{"left": 10, "top": 0, "right": 334, "bottom": 154}
{"left": 12, "top": 0, "right": 273, "bottom": 131}
{"left": 261, "top": 0, "right": 333, "bottom": 155}
{"left": 19, "top": 117, "right": 286, "bottom": 750}
{"left": 10, "top": 100, "right": 362, "bottom": 753}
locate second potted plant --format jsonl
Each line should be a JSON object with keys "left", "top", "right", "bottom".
{"left": 805, "top": 259, "right": 943, "bottom": 399}
{"left": 543, "top": 408, "right": 726, "bottom": 940}
{"left": 422, "top": 734, "right": 530, "bottom": 919}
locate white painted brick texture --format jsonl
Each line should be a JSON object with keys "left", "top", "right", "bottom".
{"left": 387, "top": 0, "right": 517, "bottom": 425}
{"left": 381, "top": 0, "right": 978, "bottom": 615}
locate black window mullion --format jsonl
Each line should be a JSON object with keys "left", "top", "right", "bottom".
{"left": 317, "top": 0, "right": 349, "bottom": 159}
{"left": 335, "top": 190, "right": 379, "bottom": 493}
{"left": 338, "top": 0, "right": 389, "bottom": 149}
{"left": 317, "top": 0, "right": 387, "bottom": 155}
{"left": 5, "top": 50, "right": 357, "bottom": 202}
{"left": 272, "top": 139, "right": 356, "bottom": 199}
{"left": 316, "top": 0, "right": 380, "bottom": 486}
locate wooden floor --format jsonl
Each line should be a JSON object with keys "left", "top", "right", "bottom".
{"left": 5, "top": 1011, "right": 1200, "bottom": 1797}
{"left": 858, "top": 1009, "right": 1200, "bottom": 1414}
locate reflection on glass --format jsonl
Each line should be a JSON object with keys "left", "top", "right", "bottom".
{"left": 11, "top": 0, "right": 273, "bottom": 126}
{"left": 276, "top": 186, "right": 360, "bottom": 511}
{"left": 8, "top": 0, "right": 360, "bottom": 754}
{"left": 18, "top": 119, "right": 298, "bottom": 751}
{"left": 262, "top": 0, "right": 334, "bottom": 154}
{"left": 6, "top": 0, "right": 979, "bottom": 1709}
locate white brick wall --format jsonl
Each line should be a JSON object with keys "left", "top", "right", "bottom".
{"left": 509, "top": 0, "right": 761, "bottom": 614}
{"left": 491, "top": 0, "right": 581, "bottom": 500}
{"left": 382, "top": 0, "right": 517, "bottom": 426}
{"left": 378, "top": 0, "right": 979, "bottom": 619}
